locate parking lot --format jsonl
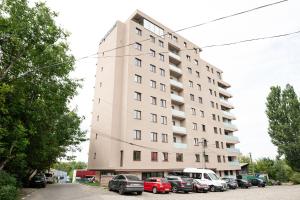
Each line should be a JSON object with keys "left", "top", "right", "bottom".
{"left": 23, "top": 183, "right": 300, "bottom": 200}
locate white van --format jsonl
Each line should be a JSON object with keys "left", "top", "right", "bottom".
{"left": 183, "top": 168, "right": 227, "bottom": 192}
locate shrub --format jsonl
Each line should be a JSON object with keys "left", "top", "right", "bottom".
{"left": 0, "top": 171, "right": 18, "bottom": 200}
{"left": 0, "top": 171, "right": 17, "bottom": 186}
{"left": 290, "top": 172, "right": 300, "bottom": 184}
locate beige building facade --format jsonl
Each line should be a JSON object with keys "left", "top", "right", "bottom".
{"left": 88, "top": 10, "right": 240, "bottom": 179}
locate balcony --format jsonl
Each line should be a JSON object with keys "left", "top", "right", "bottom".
{"left": 169, "top": 64, "right": 182, "bottom": 75}
{"left": 172, "top": 109, "right": 185, "bottom": 119}
{"left": 223, "top": 122, "right": 238, "bottom": 131}
{"left": 220, "top": 98, "right": 234, "bottom": 109}
{"left": 171, "top": 94, "right": 184, "bottom": 104}
{"left": 169, "top": 51, "right": 181, "bottom": 61}
{"left": 172, "top": 126, "right": 187, "bottom": 135}
{"left": 173, "top": 142, "right": 187, "bottom": 149}
{"left": 223, "top": 110, "right": 236, "bottom": 119}
{"left": 224, "top": 135, "right": 240, "bottom": 143}
{"left": 228, "top": 161, "right": 240, "bottom": 167}
{"left": 226, "top": 148, "right": 241, "bottom": 154}
{"left": 218, "top": 87, "right": 232, "bottom": 97}
{"left": 170, "top": 79, "right": 183, "bottom": 90}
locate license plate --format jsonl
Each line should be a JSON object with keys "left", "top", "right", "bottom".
{"left": 187, "top": 183, "right": 191, "bottom": 185}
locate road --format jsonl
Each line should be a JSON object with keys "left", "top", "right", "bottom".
{"left": 22, "top": 183, "right": 300, "bottom": 200}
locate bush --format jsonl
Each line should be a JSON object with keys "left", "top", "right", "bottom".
{"left": 290, "top": 172, "right": 300, "bottom": 184}
{"left": 0, "top": 171, "right": 18, "bottom": 200}
{"left": 0, "top": 185, "right": 18, "bottom": 200}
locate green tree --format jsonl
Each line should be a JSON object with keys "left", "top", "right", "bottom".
{"left": 0, "top": 0, "right": 86, "bottom": 180}
{"left": 52, "top": 161, "right": 87, "bottom": 177}
{"left": 255, "top": 157, "right": 274, "bottom": 174}
{"left": 266, "top": 84, "right": 300, "bottom": 172}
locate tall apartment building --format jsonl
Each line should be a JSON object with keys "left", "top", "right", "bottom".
{"left": 88, "top": 10, "right": 240, "bottom": 179}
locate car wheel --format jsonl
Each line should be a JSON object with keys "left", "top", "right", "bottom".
{"left": 171, "top": 186, "right": 178, "bottom": 193}
{"left": 165, "top": 191, "right": 169, "bottom": 194}
{"left": 184, "top": 191, "right": 189, "bottom": 193}
{"left": 119, "top": 186, "right": 125, "bottom": 195}
{"left": 210, "top": 186, "right": 215, "bottom": 192}
{"left": 152, "top": 187, "right": 157, "bottom": 194}
{"left": 137, "top": 191, "right": 142, "bottom": 195}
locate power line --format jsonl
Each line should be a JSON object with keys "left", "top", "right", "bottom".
{"left": 98, "top": 0, "right": 288, "bottom": 54}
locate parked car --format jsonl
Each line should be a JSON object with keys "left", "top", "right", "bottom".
{"left": 166, "top": 176, "right": 193, "bottom": 193}
{"left": 192, "top": 179, "right": 209, "bottom": 193}
{"left": 222, "top": 178, "right": 238, "bottom": 189}
{"left": 45, "top": 173, "right": 55, "bottom": 184}
{"left": 183, "top": 168, "right": 227, "bottom": 192}
{"left": 108, "top": 174, "right": 143, "bottom": 195}
{"left": 144, "top": 177, "right": 171, "bottom": 194}
{"left": 236, "top": 179, "right": 252, "bottom": 188}
{"left": 30, "top": 173, "right": 46, "bottom": 188}
{"left": 249, "top": 178, "right": 266, "bottom": 187}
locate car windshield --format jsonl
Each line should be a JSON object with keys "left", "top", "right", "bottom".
{"left": 208, "top": 173, "right": 219, "bottom": 180}
{"left": 126, "top": 175, "right": 140, "bottom": 181}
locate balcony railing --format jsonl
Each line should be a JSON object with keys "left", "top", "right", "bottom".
{"left": 173, "top": 142, "right": 187, "bottom": 149}
{"left": 226, "top": 148, "right": 241, "bottom": 154}
{"left": 223, "top": 110, "right": 235, "bottom": 119}
{"left": 223, "top": 122, "right": 238, "bottom": 131}
{"left": 228, "top": 161, "right": 240, "bottom": 167}
{"left": 169, "top": 64, "right": 182, "bottom": 74}
{"left": 171, "top": 94, "right": 184, "bottom": 104}
{"left": 169, "top": 52, "right": 181, "bottom": 61}
{"left": 170, "top": 79, "right": 183, "bottom": 89}
{"left": 224, "top": 135, "right": 240, "bottom": 143}
{"left": 218, "top": 87, "right": 232, "bottom": 97}
{"left": 172, "top": 126, "right": 187, "bottom": 135}
{"left": 172, "top": 109, "right": 185, "bottom": 119}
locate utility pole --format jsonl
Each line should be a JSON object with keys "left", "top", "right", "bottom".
{"left": 249, "top": 152, "right": 254, "bottom": 175}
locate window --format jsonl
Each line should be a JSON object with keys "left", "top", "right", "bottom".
{"left": 150, "top": 35, "right": 155, "bottom": 43}
{"left": 168, "top": 33, "right": 172, "bottom": 38}
{"left": 219, "top": 128, "right": 222, "bottom": 134}
{"left": 186, "top": 55, "right": 191, "bottom": 61}
{"left": 144, "top": 19, "right": 164, "bottom": 36}
{"left": 159, "top": 40, "right": 164, "bottom": 47}
{"left": 95, "top": 133, "right": 98, "bottom": 139}
{"left": 134, "top": 74, "right": 142, "bottom": 83}
{"left": 184, "top": 42, "right": 187, "bottom": 47}
{"left": 194, "top": 59, "right": 198, "bottom": 65}
{"left": 213, "top": 79, "right": 215, "bottom": 85}
{"left": 149, "top": 64, "right": 156, "bottom": 73}
{"left": 160, "top": 68, "right": 165, "bottom": 77}
{"left": 194, "top": 138, "right": 199, "bottom": 146}
{"left": 192, "top": 122, "right": 198, "bottom": 130}
{"left": 162, "top": 134, "right": 168, "bottom": 143}
{"left": 151, "top": 113, "right": 157, "bottom": 123}
{"left": 134, "top": 91, "right": 141, "bottom": 101}
{"left": 216, "top": 141, "right": 220, "bottom": 148}
{"left": 150, "top": 49, "right": 156, "bottom": 57}
{"left": 205, "top": 154, "right": 209, "bottom": 162}
{"left": 173, "top": 35, "right": 178, "bottom": 42}
{"left": 93, "top": 152, "right": 96, "bottom": 159}
{"left": 173, "top": 136, "right": 176, "bottom": 143}
{"left": 191, "top": 107, "right": 196, "bottom": 115}
{"left": 223, "top": 156, "right": 226, "bottom": 162}
{"left": 150, "top": 96, "right": 157, "bottom": 105}
{"left": 134, "top": 110, "right": 141, "bottom": 120}
{"left": 217, "top": 71, "right": 222, "bottom": 79}
{"left": 190, "top": 94, "right": 195, "bottom": 101}
{"left": 217, "top": 155, "right": 221, "bottom": 163}
{"left": 133, "top": 151, "right": 141, "bottom": 161}
{"left": 196, "top": 71, "right": 200, "bottom": 77}
{"left": 194, "top": 48, "right": 198, "bottom": 54}
{"left": 197, "top": 84, "right": 201, "bottom": 91}
{"left": 151, "top": 152, "right": 158, "bottom": 161}
{"left": 99, "top": 82, "right": 102, "bottom": 87}
{"left": 159, "top": 53, "right": 164, "bottom": 61}
{"left": 202, "top": 124, "right": 206, "bottom": 132}
{"left": 120, "top": 151, "right": 123, "bottom": 167}
{"left": 221, "top": 142, "right": 224, "bottom": 149}
{"left": 212, "top": 114, "right": 216, "bottom": 120}
{"left": 134, "top": 58, "right": 141, "bottom": 67}
{"left": 162, "top": 152, "right": 168, "bottom": 161}
{"left": 211, "top": 68, "right": 214, "bottom": 73}
{"left": 151, "top": 132, "right": 158, "bottom": 142}
{"left": 187, "top": 67, "right": 192, "bottom": 74}
{"left": 176, "top": 153, "right": 183, "bottom": 162}
{"left": 98, "top": 98, "right": 101, "bottom": 104}
{"left": 203, "top": 139, "right": 208, "bottom": 147}
{"left": 150, "top": 80, "right": 156, "bottom": 88}
{"left": 160, "top": 83, "right": 166, "bottom": 92}
{"left": 161, "top": 116, "right": 167, "bottom": 125}
{"left": 217, "top": 115, "right": 220, "bottom": 121}
{"left": 97, "top": 115, "right": 99, "bottom": 121}
{"left": 198, "top": 97, "right": 203, "bottom": 104}
{"left": 189, "top": 80, "right": 193, "bottom": 88}
{"left": 214, "top": 127, "right": 218, "bottom": 134}
{"left": 206, "top": 65, "right": 210, "bottom": 71}
{"left": 209, "top": 89, "right": 213, "bottom": 95}
{"left": 134, "top": 42, "right": 142, "bottom": 51}
{"left": 160, "top": 99, "right": 167, "bottom": 107}
{"left": 211, "top": 101, "right": 215, "bottom": 108}
{"left": 136, "top": 28, "right": 142, "bottom": 36}
{"left": 208, "top": 77, "right": 212, "bottom": 83}
{"left": 195, "top": 154, "right": 200, "bottom": 162}
{"left": 133, "top": 130, "right": 141, "bottom": 140}
{"left": 200, "top": 110, "right": 204, "bottom": 117}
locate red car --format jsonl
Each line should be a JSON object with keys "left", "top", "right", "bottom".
{"left": 144, "top": 177, "right": 171, "bottom": 194}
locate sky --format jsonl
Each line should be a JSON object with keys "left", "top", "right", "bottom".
{"left": 40, "top": 0, "right": 300, "bottom": 162}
